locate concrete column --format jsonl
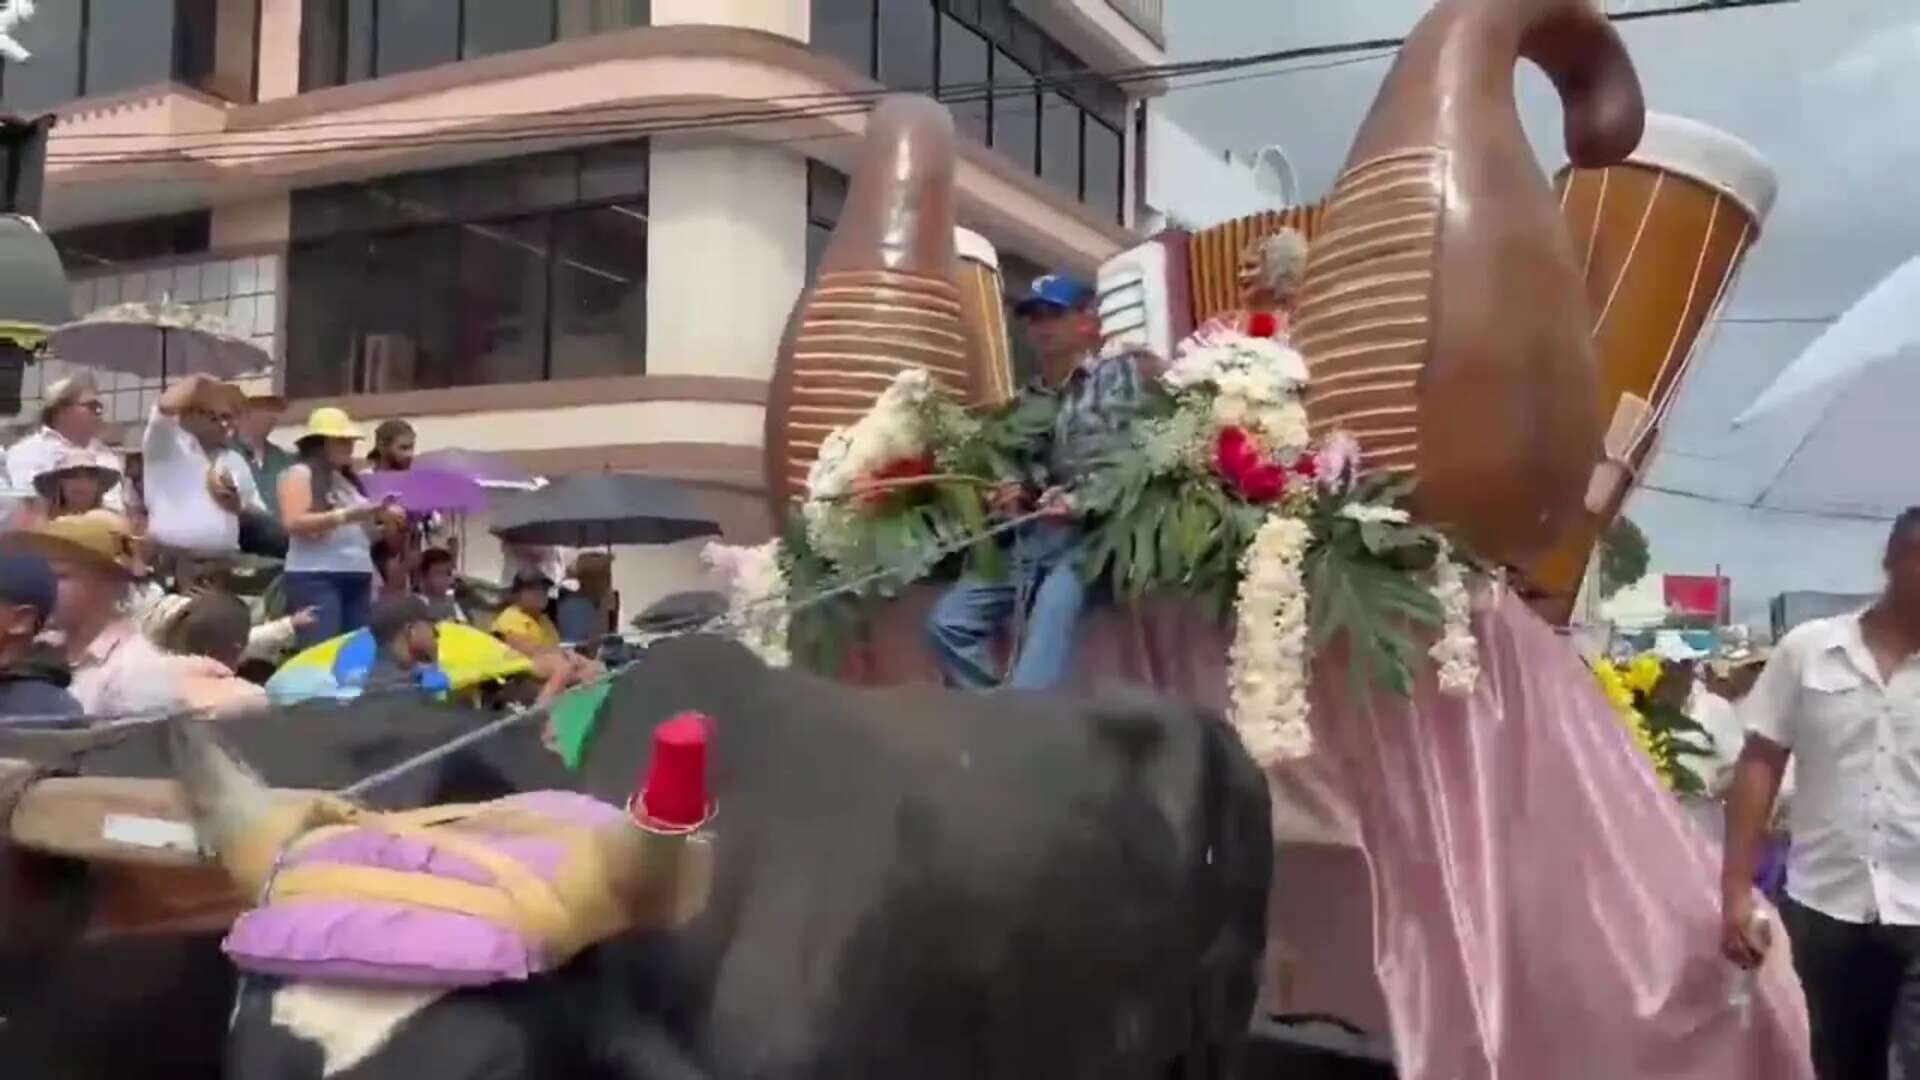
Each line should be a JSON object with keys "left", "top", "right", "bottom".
{"left": 645, "top": 139, "right": 807, "bottom": 381}
{"left": 648, "top": 0, "right": 809, "bottom": 41}
{"left": 256, "top": 0, "right": 304, "bottom": 102}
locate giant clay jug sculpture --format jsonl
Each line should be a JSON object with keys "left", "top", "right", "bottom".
{"left": 765, "top": 96, "right": 991, "bottom": 516}
{"left": 1292, "top": 0, "right": 1645, "bottom": 567}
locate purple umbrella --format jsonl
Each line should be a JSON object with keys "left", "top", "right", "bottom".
{"left": 411, "top": 448, "right": 537, "bottom": 489}
{"left": 362, "top": 467, "right": 488, "bottom": 514}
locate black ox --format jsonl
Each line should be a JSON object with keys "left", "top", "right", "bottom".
{"left": 44, "top": 634, "right": 1275, "bottom": 1078}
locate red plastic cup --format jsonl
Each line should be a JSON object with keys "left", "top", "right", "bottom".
{"left": 633, "top": 711, "right": 711, "bottom": 830}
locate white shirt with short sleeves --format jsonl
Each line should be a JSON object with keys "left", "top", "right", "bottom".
{"left": 1742, "top": 611, "right": 1920, "bottom": 924}
{"left": 141, "top": 406, "right": 264, "bottom": 554}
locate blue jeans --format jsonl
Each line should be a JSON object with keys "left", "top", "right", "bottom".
{"left": 282, "top": 570, "right": 373, "bottom": 648}
{"left": 924, "top": 522, "right": 1088, "bottom": 691}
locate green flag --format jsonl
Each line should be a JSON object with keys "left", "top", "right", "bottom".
{"left": 548, "top": 681, "right": 613, "bottom": 770}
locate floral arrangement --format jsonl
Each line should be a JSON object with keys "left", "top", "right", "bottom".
{"left": 711, "top": 317, "right": 1482, "bottom": 769}
{"left": 1077, "top": 318, "right": 1479, "bottom": 763}
{"left": 1591, "top": 652, "right": 1714, "bottom": 794}
{"left": 702, "top": 540, "right": 791, "bottom": 668}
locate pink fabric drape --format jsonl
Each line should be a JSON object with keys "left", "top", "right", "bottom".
{"left": 832, "top": 585, "right": 1811, "bottom": 1078}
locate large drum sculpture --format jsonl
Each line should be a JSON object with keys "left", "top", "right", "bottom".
{"left": 1522, "top": 113, "right": 1777, "bottom": 621}
{"left": 764, "top": 97, "right": 1014, "bottom": 515}
{"left": 1291, "top": 0, "right": 1645, "bottom": 569}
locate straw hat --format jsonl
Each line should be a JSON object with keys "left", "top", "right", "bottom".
{"left": 0, "top": 508, "right": 142, "bottom": 578}
{"left": 31, "top": 449, "right": 122, "bottom": 499}
{"left": 297, "top": 406, "right": 366, "bottom": 445}
{"left": 184, "top": 378, "right": 247, "bottom": 416}
{"left": 245, "top": 391, "right": 288, "bottom": 411}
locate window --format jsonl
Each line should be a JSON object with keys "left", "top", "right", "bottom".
{"left": 1083, "top": 118, "right": 1123, "bottom": 224}
{"left": 285, "top": 142, "right": 650, "bottom": 396}
{"left": 0, "top": 0, "right": 227, "bottom": 113}
{"left": 812, "top": 0, "right": 875, "bottom": 78}
{"left": 52, "top": 212, "right": 213, "bottom": 271}
{"left": 1040, "top": 92, "right": 1081, "bottom": 198}
{"left": 300, "top": 0, "right": 649, "bottom": 90}
{"left": 373, "top": 0, "right": 460, "bottom": 79}
{"left": 990, "top": 48, "right": 1037, "bottom": 174}
{"left": 938, "top": 15, "right": 989, "bottom": 143}
{"left": 805, "top": 163, "right": 849, "bottom": 281}
{"left": 876, "top": 0, "right": 935, "bottom": 92}
{"left": 464, "top": 3, "right": 556, "bottom": 61}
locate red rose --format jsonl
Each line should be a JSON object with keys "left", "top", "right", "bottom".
{"left": 1293, "top": 454, "right": 1319, "bottom": 480}
{"left": 1245, "top": 311, "right": 1280, "bottom": 339}
{"left": 858, "top": 454, "right": 935, "bottom": 505}
{"left": 1214, "top": 427, "right": 1287, "bottom": 503}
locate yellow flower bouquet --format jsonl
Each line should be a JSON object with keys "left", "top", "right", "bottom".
{"left": 1590, "top": 653, "right": 1715, "bottom": 794}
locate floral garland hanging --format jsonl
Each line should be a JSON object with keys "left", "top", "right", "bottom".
{"left": 1228, "top": 515, "right": 1314, "bottom": 762}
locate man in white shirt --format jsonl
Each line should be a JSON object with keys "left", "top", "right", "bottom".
{"left": 1721, "top": 507, "right": 1920, "bottom": 1080}
{"left": 142, "top": 375, "right": 264, "bottom": 556}
{"left": 5, "top": 373, "right": 125, "bottom": 512}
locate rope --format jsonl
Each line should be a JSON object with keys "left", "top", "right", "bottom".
{"left": 329, "top": 506, "right": 1058, "bottom": 798}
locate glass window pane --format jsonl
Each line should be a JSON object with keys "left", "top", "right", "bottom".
{"left": 284, "top": 235, "right": 369, "bottom": 399}
{"left": 557, "top": 0, "right": 649, "bottom": 39}
{"left": 173, "top": 0, "right": 222, "bottom": 93}
{"left": 464, "top": 1, "right": 554, "bottom": 59}
{"left": 579, "top": 141, "right": 651, "bottom": 203}
{"left": 1083, "top": 117, "right": 1122, "bottom": 224}
{"left": 807, "top": 162, "right": 848, "bottom": 228}
{"left": 1040, "top": 93, "right": 1081, "bottom": 197}
{"left": 550, "top": 204, "right": 648, "bottom": 380}
{"left": 443, "top": 218, "right": 549, "bottom": 387}
{"left": 811, "top": 0, "right": 873, "bottom": 78}
{"left": 299, "top": 0, "right": 348, "bottom": 90}
{"left": 374, "top": 0, "right": 459, "bottom": 78}
{"left": 85, "top": 0, "right": 181, "bottom": 99}
{"left": 990, "top": 48, "right": 1036, "bottom": 174}
{"left": 876, "top": 0, "right": 934, "bottom": 91}
{"left": 1, "top": 0, "right": 83, "bottom": 113}
{"left": 938, "top": 15, "right": 988, "bottom": 143}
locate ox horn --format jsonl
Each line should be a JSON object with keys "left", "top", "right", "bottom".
{"left": 165, "top": 718, "right": 356, "bottom": 895}
{"left": 587, "top": 711, "right": 715, "bottom": 928}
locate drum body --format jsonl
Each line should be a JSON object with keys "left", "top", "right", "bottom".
{"left": 1524, "top": 113, "right": 1776, "bottom": 621}
{"left": 765, "top": 97, "right": 985, "bottom": 513}
{"left": 954, "top": 226, "right": 1016, "bottom": 407}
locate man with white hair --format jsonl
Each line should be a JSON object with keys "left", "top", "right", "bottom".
{"left": 5, "top": 373, "right": 125, "bottom": 513}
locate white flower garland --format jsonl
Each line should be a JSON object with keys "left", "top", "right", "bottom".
{"left": 1168, "top": 332, "right": 1313, "bottom": 458}
{"left": 702, "top": 541, "right": 791, "bottom": 668}
{"left": 1428, "top": 541, "right": 1480, "bottom": 696}
{"left": 802, "top": 367, "right": 937, "bottom": 562}
{"left": 1227, "top": 514, "right": 1314, "bottom": 765}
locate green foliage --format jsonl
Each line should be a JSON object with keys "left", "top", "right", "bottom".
{"left": 1599, "top": 515, "right": 1651, "bottom": 599}
{"left": 1640, "top": 699, "right": 1716, "bottom": 796}
{"left": 1302, "top": 474, "right": 1446, "bottom": 701}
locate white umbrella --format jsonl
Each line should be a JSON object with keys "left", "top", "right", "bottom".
{"left": 48, "top": 297, "right": 270, "bottom": 380}
{"left": 1731, "top": 255, "right": 1920, "bottom": 518}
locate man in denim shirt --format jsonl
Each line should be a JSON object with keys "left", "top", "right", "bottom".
{"left": 924, "top": 274, "right": 1151, "bottom": 691}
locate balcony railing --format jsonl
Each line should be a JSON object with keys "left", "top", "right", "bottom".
{"left": 1105, "top": 0, "right": 1165, "bottom": 47}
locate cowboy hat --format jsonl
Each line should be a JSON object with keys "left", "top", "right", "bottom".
{"left": 296, "top": 406, "right": 366, "bottom": 444}
{"left": 0, "top": 508, "right": 142, "bottom": 578}
{"left": 31, "top": 449, "right": 121, "bottom": 499}
{"left": 182, "top": 377, "right": 247, "bottom": 416}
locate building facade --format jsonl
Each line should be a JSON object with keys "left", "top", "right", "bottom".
{"left": 5, "top": 0, "right": 1159, "bottom": 600}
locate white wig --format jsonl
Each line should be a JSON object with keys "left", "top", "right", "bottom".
{"left": 1254, "top": 227, "right": 1310, "bottom": 298}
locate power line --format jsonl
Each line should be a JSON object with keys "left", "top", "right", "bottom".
{"left": 41, "top": 0, "right": 1800, "bottom": 165}
{"left": 1638, "top": 482, "right": 1898, "bottom": 522}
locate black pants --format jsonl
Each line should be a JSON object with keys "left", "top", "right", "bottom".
{"left": 236, "top": 508, "right": 288, "bottom": 559}
{"left": 1782, "top": 895, "right": 1920, "bottom": 1080}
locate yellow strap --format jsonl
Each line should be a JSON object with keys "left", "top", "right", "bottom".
{"left": 273, "top": 808, "right": 592, "bottom": 954}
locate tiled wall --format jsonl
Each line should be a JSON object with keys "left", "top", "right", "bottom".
{"left": 10, "top": 252, "right": 281, "bottom": 433}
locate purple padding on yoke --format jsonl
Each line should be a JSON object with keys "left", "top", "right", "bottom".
{"left": 224, "top": 901, "right": 541, "bottom": 987}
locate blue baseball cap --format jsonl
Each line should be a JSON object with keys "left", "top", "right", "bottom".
{"left": 1013, "top": 274, "right": 1095, "bottom": 317}
{"left": 0, "top": 549, "right": 59, "bottom": 628}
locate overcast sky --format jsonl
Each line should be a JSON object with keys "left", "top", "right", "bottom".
{"left": 1161, "top": 0, "right": 1920, "bottom": 627}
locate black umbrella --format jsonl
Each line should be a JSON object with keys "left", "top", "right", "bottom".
{"left": 634, "top": 589, "right": 728, "bottom": 633}
{"left": 0, "top": 213, "right": 72, "bottom": 352}
{"left": 489, "top": 472, "right": 721, "bottom": 547}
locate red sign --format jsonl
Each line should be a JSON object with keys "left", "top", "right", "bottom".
{"left": 1664, "top": 574, "right": 1730, "bottom": 622}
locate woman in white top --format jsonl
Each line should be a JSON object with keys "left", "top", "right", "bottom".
{"left": 277, "top": 408, "right": 400, "bottom": 648}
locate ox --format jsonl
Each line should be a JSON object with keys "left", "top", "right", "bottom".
{"left": 191, "top": 634, "right": 1274, "bottom": 1079}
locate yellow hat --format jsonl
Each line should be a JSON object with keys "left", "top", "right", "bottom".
{"left": 298, "top": 406, "right": 366, "bottom": 444}
{"left": 0, "top": 508, "right": 142, "bottom": 579}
